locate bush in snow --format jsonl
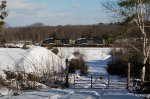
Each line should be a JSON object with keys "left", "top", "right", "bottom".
{"left": 107, "top": 48, "right": 142, "bottom": 77}
{"left": 27, "top": 73, "right": 39, "bottom": 82}
{"left": 107, "top": 57, "right": 128, "bottom": 76}
{"left": 51, "top": 48, "right": 59, "bottom": 55}
{"left": 3, "top": 71, "right": 42, "bottom": 90}
{"left": 107, "top": 48, "right": 150, "bottom": 93}
{"left": 73, "top": 51, "right": 84, "bottom": 60}
{"left": 69, "top": 51, "right": 88, "bottom": 75}
{"left": 21, "top": 81, "right": 41, "bottom": 90}
{"left": 140, "top": 82, "right": 150, "bottom": 94}
{"left": 0, "top": 77, "right": 8, "bottom": 87}
{"left": 80, "top": 64, "right": 88, "bottom": 75}
{"left": 16, "top": 73, "right": 24, "bottom": 81}
{"left": 19, "top": 73, "right": 41, "bottom": 90}
{"left": 4, "top": 70, "right": 17, "bottom": 80}
{"left": 69, "top": 59, "right": 88, "bottom": 75}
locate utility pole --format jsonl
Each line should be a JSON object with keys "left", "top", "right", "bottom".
{"left": 65, "top": 59, "right": 69, "bottom": 88}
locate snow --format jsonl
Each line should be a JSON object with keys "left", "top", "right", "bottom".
{"left": 5, "top": 43, "right": 34, "bottom": 48}
{"left": 1, "top": 89, "right": 143, "bottom": 99}
{"left": 0, "top": 46, "right": 65, "bottom": 77}
{"left": 0, "top": 48, "right": 26, "bottom": 70}
{"left": 0, "top": 48, "right": 26, "bottom": 77}
{"left": 18, "top": 46, "right": 65, "bottom": 74}
{"left": 58, "top": 47, "right": 112, "bottom": 61}
{"left": 0, "top": 47, "right": 145, "bottom": 99}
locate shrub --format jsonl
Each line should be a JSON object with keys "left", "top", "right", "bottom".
{"left": 69, "top": 59, "right": 88, "bottom": 75}
{"left": 4, "top": 70, "right": 17, "bottom": 80}
{"left": 80, "top": 64, "right": 88, "bottom": 75}
{"left": 107, "top": 48, "right": 142, "bottom": 77}
{"left": 51, "top": 48, "right": 59, "bottom": 55}
{"left": 27, "top": 73, "right": 39, "bottom": 82}
{"left": 73, "top": 51, "right": 84, "bottom": 60}
{"left": 106, "top": 48, "right": 150, "bottom": 94}
{"left": 3, "top": 71, "right": 45, "bottom": 90}
{"left": 69, "top": 59, "right": 78, "bottom": 73}
{"left": 107, "top": 59, "right": 128, "bottom": 76}
{"left": 141, "top": 82, "right": 150, "bottom": 94}
{"left": 17, "top": 73, "right": 23, "bottom": 81}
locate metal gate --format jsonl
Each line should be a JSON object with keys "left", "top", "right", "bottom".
{"left": 73, "top": 74, "right": 109, "bottom": 89}
{"left": 108, "top": 75, "right": 127, "bottom": 89}
{"left": 73, "top": 74, "right": 127, "bottom": 89}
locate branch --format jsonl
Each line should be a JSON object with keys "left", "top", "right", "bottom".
{"left": 123, "top": 41, "right": 142, "bottom": 54}
{"left": 8, "top": 55, "right": 23, "bottom": 72}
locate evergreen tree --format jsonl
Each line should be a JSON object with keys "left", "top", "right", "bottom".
{"left": 0, "top": 0, "right": 8, "bottom": 26}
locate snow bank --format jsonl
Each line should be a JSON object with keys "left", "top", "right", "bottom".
{"left": 0, "top": 48, "right": 26, "bottom": 70}
{"left": 18, "top": 46, "right": 65, "bottom": 74}
{"left": 0, "top": 46, "right": 65, "bottom": 77}
{"left": 0, "top": 48, "right": 26, "bottom": 77}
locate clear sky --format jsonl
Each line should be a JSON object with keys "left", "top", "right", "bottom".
{"left": 6, "top": 0, "right": 113, "bottom": 27}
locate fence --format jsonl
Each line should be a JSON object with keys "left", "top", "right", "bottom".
{"left": 73, "top": 74, "right": 127, "bottom": 89}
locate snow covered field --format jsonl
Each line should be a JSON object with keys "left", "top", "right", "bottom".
{"left": 57, "top": 47, "right": 112, "bottom": 61}
{"left": 0, "top": 47, "right": 144, "bottom": 99}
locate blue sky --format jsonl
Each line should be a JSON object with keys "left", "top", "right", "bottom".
{"left": 6, "top": 0, "right": 113, "bottom": 26}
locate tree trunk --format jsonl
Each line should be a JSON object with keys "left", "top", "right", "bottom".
{"left": 141, "top": 66, "right": 146, "bottom": 82}
{"left": 141, "top": 32, "right": 147, "bottom": 82}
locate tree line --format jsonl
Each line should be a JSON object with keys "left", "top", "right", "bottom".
{"left": 1, "top": 23, "right": 124, "bottom": 43}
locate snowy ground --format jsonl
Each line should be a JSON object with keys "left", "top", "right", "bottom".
{"left": 2, "top": 89, "right": 143, "bottom": 99}
{"left": 0, "top": 47, "right": 144, "bottom": 99}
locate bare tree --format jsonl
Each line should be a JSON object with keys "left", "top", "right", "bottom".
{"left": 104, "top": 0, "right": 150, "bottom": 82}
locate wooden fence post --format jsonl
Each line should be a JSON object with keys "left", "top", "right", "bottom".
{"left": 74, "top": 75, "right": 75, "bottom": 88}
{"left": 65, "top": 59, "right": 69, "bottom": 88}
{"left": 127, "top": 62, "right": 131, "bottom": 91}
{"left": 108, "top": 75, "right": 110, "bottom": 89}
{"left": 91, "top": 75, "right": 92, "bottom": 88}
